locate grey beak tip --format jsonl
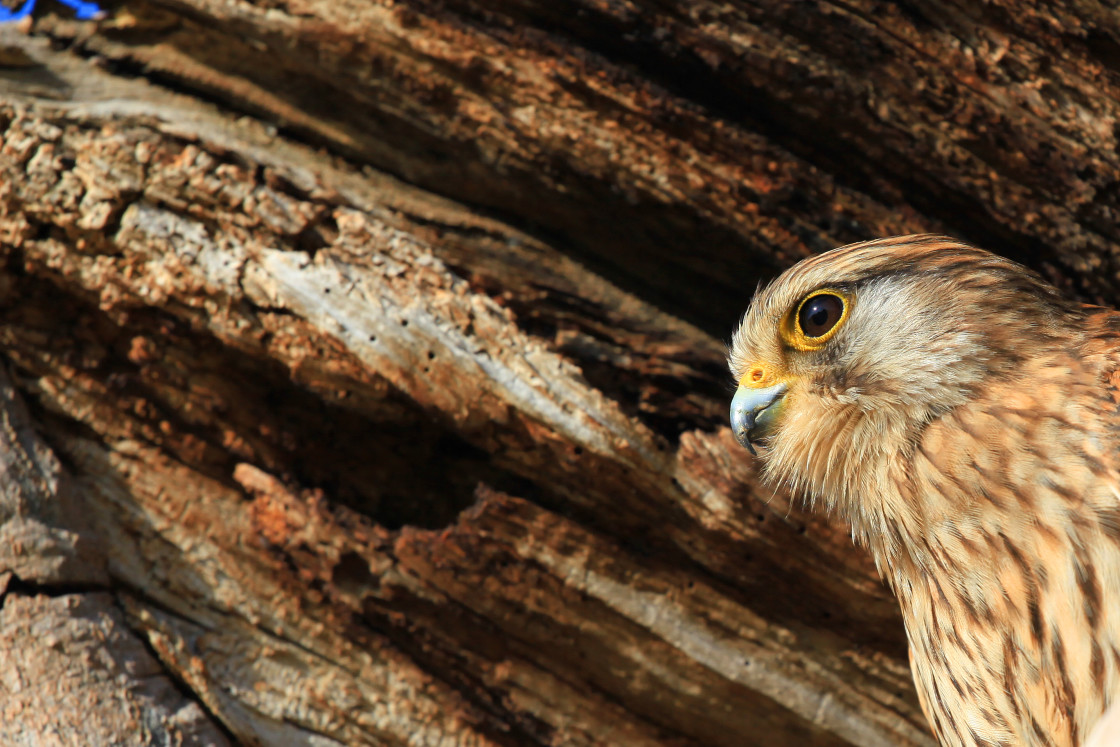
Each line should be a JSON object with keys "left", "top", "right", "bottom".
{"left": 731, "top": 407, "right": 756, "bottom": 454}
{"left": 730, "top": 381, "right": 787, "bottom": 456}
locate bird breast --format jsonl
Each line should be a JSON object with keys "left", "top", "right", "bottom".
{"left": 878, "top": 351, "right": 1120, "bottom": 747}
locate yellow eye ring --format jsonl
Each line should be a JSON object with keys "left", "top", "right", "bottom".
{"left": 782, "top": 288, "right": 852, "bottom": 351}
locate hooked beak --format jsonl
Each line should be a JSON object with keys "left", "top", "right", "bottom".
{"left": 730, "top": 381, "right": 788, "bottom": 455}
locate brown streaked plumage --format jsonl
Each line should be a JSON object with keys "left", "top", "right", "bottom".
{"left": 728, "top": 235, "right": 1120, "bottom": 747}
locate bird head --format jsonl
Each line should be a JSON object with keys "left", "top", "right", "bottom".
{"left": 728, "top": 234, "right": 1078, "bottom": 519}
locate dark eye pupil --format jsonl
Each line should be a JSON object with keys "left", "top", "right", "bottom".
{"left": 798, "top": 294, "right": 844, "bottom": 338}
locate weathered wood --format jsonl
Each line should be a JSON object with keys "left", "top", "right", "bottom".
{"left": 3, "top": 1, "right": 1120, "bottom": 744}
{"left": 0, "top": 592, "right": 230, "bottom": 747}
{"left": 0, "top": 358, "right": 224, "bottom": 744}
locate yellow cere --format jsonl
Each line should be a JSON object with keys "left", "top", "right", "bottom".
{"left": 739, "top": 365, "right": 781, "bottom": 389}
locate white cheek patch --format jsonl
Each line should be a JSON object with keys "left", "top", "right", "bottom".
{"left": 841, "top": 278, "right": 985, "bottom": 399}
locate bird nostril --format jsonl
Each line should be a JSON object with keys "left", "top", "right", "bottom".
{"left": 750, "top": 368, "right": 765, "bottom": 383}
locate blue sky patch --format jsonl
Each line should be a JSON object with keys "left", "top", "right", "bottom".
{"left": 0, "top": 0, "right": 104, "bottom": 22}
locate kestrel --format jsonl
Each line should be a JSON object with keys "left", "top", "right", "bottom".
{"left": 728, "top": 235, "right": 1120, "bottom": 747}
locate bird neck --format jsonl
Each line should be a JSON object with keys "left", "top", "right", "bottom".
{"left": 856, "top": 348, "right": 1120, "bottom": 747}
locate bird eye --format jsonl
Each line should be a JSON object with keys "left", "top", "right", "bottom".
{"left": 797, "top": 293, "right": 845, "bottom": 339}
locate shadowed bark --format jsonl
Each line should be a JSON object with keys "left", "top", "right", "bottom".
{"left": 1, "top": 1, "right": 1117, "bottom": 744}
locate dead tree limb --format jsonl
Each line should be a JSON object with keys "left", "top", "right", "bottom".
{"left": 4, "top": 1, "right": 1120, "bottom": 744}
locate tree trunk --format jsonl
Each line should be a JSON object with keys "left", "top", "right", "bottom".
{"left": 0, "top": 1, "right": 1116, "bottom": 744}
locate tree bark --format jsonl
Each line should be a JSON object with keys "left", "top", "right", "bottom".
{"left": 1, "top": 1, "right": 1117, "bottom": 744}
